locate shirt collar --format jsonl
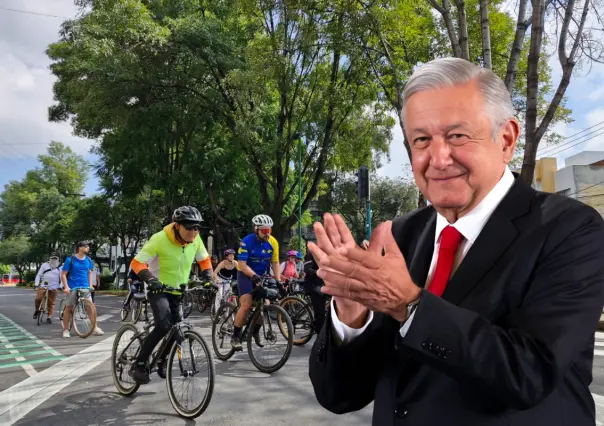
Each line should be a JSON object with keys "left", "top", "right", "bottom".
{"left": 434, "top": 167, "right": 515, "bottom": 245}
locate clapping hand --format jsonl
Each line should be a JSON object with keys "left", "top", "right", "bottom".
{"left": 308, "top": 213, "right": 421, "bottom": 323}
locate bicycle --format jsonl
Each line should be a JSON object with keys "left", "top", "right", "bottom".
{"left": 120, "top": 281, "right": 149, "bottom": 324}
{"left": 35, "top": 283, "right": 58, "bottom": 326}
{"left": 111, "top": 284, "right": 215, "bottom": 419}
{"left": 212, "top": 276, "right": 294, "bottom": 373}
{"left": 211, "top": 278, "right": 237, "bottom": 321}
{"left": 187, "top": 280, "right": 215, "bottom": 316}
{"left": 63, "top": 288, "right": 97, "bottom": 338}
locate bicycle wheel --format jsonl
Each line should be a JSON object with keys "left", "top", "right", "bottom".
{"left": 131, "top": 299, "right": 142, "bottom": 324}
{"left": 166, "top": 329, "right": 215, "bottom": 419}
{"left": 196, "top": 292, "right": 207, "bottom": 313}
{"left": 72, "top": 299, "right": 97, "bottom": 338}
{"left": 37, "top": 293, "right": 48, "bottom": 326}
{"left": 279, "top": 296, "right": 314, "bottom": 346}
{"left": 183, "top": 292, "right": 194, "bottom": 318}
{"left": 111, "top": 323, "right": 143, "bottom": 396}
{"left": 211, "top": 302, "right": 237, "bottom": 361}
{"left": 120, "top": 295, "right": 130, "bottom": 321}
{"left": 247, "top": 304, "right": 293, "bottom": 374}
{"left": 59, "top": 297, "right": 66, "bottom": 321}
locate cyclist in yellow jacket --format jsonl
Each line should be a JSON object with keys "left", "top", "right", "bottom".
{"left": 128, "top": 206, "right": 214, "bottom": 384}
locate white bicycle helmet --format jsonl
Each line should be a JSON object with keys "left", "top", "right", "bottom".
{"left": 252, "top": 214, "right": 273, "bottom": 227}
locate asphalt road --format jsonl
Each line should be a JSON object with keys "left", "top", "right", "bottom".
{"left": 0, "top": 285, "right": 603, "bottom": 425}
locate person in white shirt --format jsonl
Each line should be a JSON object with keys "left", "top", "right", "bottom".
{"left": 34, "top": 252, "right": 63, "bottom": 323}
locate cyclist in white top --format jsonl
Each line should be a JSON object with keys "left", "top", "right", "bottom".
{"left": 213, "top": 249, "right": 238, "bottom": 313}
{"left": 33, "top": 252, "right": 63, "bottom": 323}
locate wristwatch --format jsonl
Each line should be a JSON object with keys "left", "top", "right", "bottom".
{"left": 402, "top": 295, "right": 421, "bottom": 324}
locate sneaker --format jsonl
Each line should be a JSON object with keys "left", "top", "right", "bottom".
{"left": 128, "top": 362, "right": 150, "bottom": 384}
{"left": 231, "top": 336, "right": 243, "bottom": 351}
{"left": 157, "top": 361, "right": 167, "bottom": 379}
{"left": 93, "top": 327, "right": 104, "bottom": 336}
{"left": 33, "top": 311, "right": 39, "bottom": 319}
{"left": 46, "top": 318, "right": 52, "bottom": 324}
{"left": 62, "top": 330, "right": 70, "bottom": 338}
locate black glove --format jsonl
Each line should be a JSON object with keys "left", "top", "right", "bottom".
{"left": 148, "top": 278, "right": 162, "bottom": 291}
{"left": 201, "top": 269, "right": 214, "bottom": 284}
{"left": 251, "top": 274, "right": 262, "bottom": 285}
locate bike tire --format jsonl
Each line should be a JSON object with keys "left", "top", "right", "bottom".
{"left": 37, "top": 294, "right": 48, "bottom": 326}
{"left": 59, "top": 298, "right": 66, "bottom": 321}
{"left": 211, "top": 302, "right": 237, "bottom": 361}
{"left": 183, "top": 292, "right": 194, "bottom": 318}
{"left": 166, "top": 330, "right": 215, "bottom": 419}
{"left": 72, "top": 299, "right": 97, "bottom": 338}
{"left": 111, "top": 323, "right": 142, "bottom": 396}
{"left": 132, "top": 300, "right": 142, "bottom": 324}
{"left": 279, "top": 296, "right": 314, "bottom": 346}
{"left": 247, "top": 304, "right": 293, "bottom": 374}
{"left": 120, "top": 295, "right": 130, "bottom": 321}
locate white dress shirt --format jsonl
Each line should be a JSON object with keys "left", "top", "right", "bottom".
{"left": 331, "top": 167, "right": 516, "bottom": 344}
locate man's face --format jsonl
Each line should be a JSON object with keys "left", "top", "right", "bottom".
{"left": 176, "top": 223, "right": 200, "bottom": 243}
{"left": 404, "top": 81, "right": 518, "bottom": 218}
{"left": 256, "top": 226, "right": 271, "bottom": 242}
{"left": 211, "top": 257, "right": 218, "bottom": 266}
{"left": 79, "top": 245, "right": 90, "bottom": 254}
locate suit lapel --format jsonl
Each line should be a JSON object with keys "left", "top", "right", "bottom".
{"left": 407, "top": 213, "right": 436, "bottom": 289}
{"left": 442, "top": 176, "right": 534, "bottom": 305}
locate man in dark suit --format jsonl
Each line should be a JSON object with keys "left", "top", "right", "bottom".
{"left": 307, "top": 57, "right": 604, "bottom": 425}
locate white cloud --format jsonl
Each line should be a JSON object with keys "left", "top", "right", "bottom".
{"left": 376, "top": 114, "right": 412, "bottom": 179}
{"left": 0, "top": 0, "right": 93, "bottom": 160}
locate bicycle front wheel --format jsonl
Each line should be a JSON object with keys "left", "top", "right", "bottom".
{"left": 72, "top": 299, "right": 97, "bottom": 338}
{"left": 166, "top": 329, "right": 215, "bottom": 419}
{"left": 131, "top": 300, "right": 142, "bottom": 324}
{"left": 279, "top": 296, "right": 314, "bottom": 346}
{"left": 247, "top": 304, "right": 293, "bottom": 374}
{"left": 37, "top": 294, "right": 48, "bottom": 326}
{"left": 112, "top": 323, "right": 143, "bottom": 396}
{"left": 211, "top": 302, "right": 237, "bottom": 361}
{"left": 183, "top": 292, "right": 194, "bottom": 318}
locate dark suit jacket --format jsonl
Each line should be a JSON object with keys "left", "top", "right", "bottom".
{"left": 309, "top": 176, "right": 604, "bottom": 425}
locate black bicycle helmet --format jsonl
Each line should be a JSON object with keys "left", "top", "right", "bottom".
{"left": 50, "top": 251, "right": 60, "bottom": 258}
{"left": 172, "top": 206, "right": 203, "bottom": 224}
{"left": 224, "top": 248, "right": 236, "bottom": 256}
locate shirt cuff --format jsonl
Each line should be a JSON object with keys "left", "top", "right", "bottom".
{"left": 399, "top": 309, "right": 417, "bottom": 338}
{"left": 330, "top": 298, "right": 374, "bottom": 345}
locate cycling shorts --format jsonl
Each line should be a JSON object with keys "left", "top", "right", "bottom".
{"left": 237, "top": 271, "right": 254, "bottom": 296}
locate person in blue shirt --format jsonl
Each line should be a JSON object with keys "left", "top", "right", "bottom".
{"left": 231, "top": 214, "right": 281, "bottom": 350}
{"left": 60, "top": 241, "right": 104, "bottom": 338}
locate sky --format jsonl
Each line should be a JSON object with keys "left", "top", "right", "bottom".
{"left": 1, "top": 0, "right": 604, "bottom": 194}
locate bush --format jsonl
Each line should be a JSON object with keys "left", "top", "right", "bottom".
{"left": 18, "top": 281, "right": 35, "bottom": 288}
{"left": 99, "top": 274, "right": 115, "bottom": 290}
{"left": 23, "top": 270, "right": 37, "bottom": 283}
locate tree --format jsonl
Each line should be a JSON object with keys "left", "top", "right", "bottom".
{"left": 326, "top": 175, "right": 418, "bottom": 243}
{"left": 0, "top": 235, "right": 32, "bottom": 279}
{"left": 47, "top": 0, "right": 394, "bottom": 241}
{"left": 0, "top": 264, "right": 10, "bottom": 275}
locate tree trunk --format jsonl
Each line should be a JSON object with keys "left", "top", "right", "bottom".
{"left": 504, "top": 0, "right": 529, "bottom": 92}
{"left": 454, "top": 0, "right": 470, "bottom": 60}
{"left": 479, "top": 0, "right": 492, "bottom": 69}
{"left": 519, "top": 0, "right": 546, "bottom": 185}
{"left": 428, "top": 0, "right": 462, "bottom": 58}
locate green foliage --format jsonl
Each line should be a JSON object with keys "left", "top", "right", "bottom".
{"left": 326, "top": 175, "right": 418, "bottom": 243}
{"left": 47, "top": 0, "right": 395, "bottom": 240}
{"left": 23, "top": 270, "right": 38, "bottom": 283}
{"left": 0, "top": 235, "right": 32, "bottom": 277}
{"left": 0, "top": 264, "right": 10, "bottom": 275}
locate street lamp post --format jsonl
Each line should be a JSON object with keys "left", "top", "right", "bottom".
{"left": 298, "top": 139, "right": 303, "bottom": 253}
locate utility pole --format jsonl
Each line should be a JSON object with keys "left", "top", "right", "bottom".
{"left": 357, "top": 165, "right": 371, "bottom": 240}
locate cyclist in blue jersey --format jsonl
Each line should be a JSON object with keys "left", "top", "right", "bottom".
{"left": 232, "top": 214, "right": 281, "bottom": 349}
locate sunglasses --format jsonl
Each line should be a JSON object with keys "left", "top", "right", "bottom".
{"left": 258, "top": 228, "right": 272, "bottom": 235}
{"left": 182, "top": 224, "right": 201, "bottom": 231}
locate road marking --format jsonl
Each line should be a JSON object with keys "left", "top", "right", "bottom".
{"left": 596, "top": 349, "right": 604, "bottom": 357}
{"left": 96, "top": 314, "right": 113, "bottom": 322}
{"left": 0, "top": 313, "right": 64, "bottom": 375}
{"left": 0, "top": 335, "right": 113, "bottom": 425}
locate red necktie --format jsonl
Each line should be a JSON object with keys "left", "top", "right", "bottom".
{"left": 428, "top": 226, "right": 463, "bottom": 297}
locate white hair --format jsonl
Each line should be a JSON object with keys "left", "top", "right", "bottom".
{"left": 401, "top": 58, "right": 515, "bottom": 139}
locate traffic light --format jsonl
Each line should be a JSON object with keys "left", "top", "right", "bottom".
{"left": 357, "top": 165, "right": 369, "bottom": 200}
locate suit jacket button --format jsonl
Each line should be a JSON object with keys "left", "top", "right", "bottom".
{"left": 421, "top": 342, "right": 427, "bottom": 349}
{"left": 395, "top": 405, "right": 408, "bottom": 418}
